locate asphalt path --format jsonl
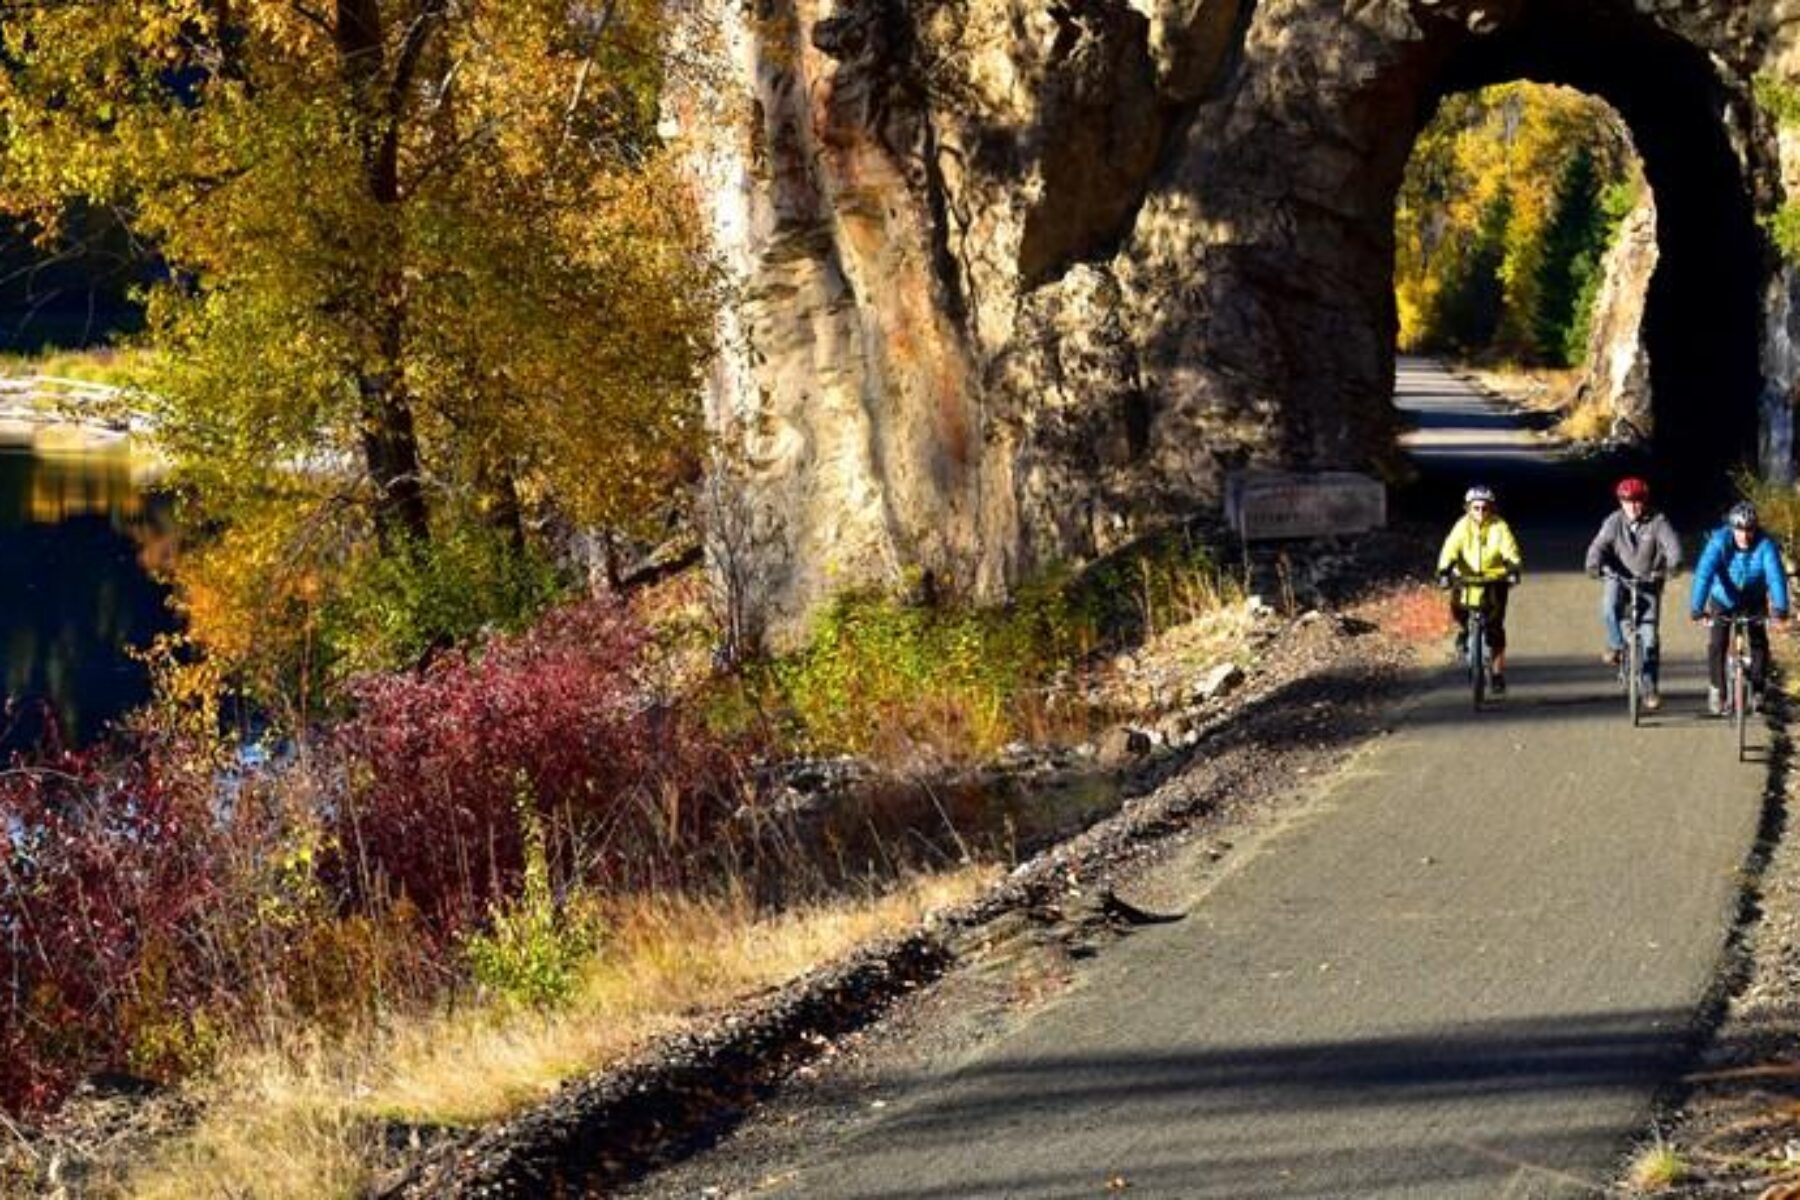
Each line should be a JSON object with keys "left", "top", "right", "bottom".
{"left": 771, "top": 358, "right": 1770, "bottom": 1197}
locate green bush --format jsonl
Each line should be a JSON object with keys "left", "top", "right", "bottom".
{"left": 752, "top": 535, "right": 1236, "bottom": 761}
{"left": 1754, "top": 75, "right": 1800, "bottom": 265}
{"left": 327, "top": 518, "right": 566, "bottom": 675}
{"left": 462, "top": 790, "right": 597, "bottom": 1010}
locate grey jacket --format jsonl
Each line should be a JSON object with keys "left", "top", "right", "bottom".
{"left": 1584, "top": 510, "right": 1682, "bottom": 583}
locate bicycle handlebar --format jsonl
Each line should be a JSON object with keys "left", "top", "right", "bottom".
{"left": 1600, "top": 568, "right": 1665, "bottom": 586}
{"left": 1438, "top": 569, "right": 1519, "bottom": 589}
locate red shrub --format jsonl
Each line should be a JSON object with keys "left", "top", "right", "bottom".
{"left": 0, "top": 598, "right": 752, "bottom": 1116}
{"left": 331, "top": 598, "right": 742, "bottom": 934}
{"left": 0, "top": 748, "right": 225, "bottom": 1111}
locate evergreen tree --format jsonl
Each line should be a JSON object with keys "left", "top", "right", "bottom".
{"left": 1435, "top": 190, "right": 1511, "bottom": 352}
{"left": 1532, "top": 148, "right": 1611, "bottom": 366}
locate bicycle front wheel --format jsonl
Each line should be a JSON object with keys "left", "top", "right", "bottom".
{"left": 1734, "top": 658, "right": 1749, "bottom": 761}
{"left": 1470, "top": 616, "right": 1486, "bottom": 709}
{"left": 1627, "top": 635, "right": 1641, "bottom": 725}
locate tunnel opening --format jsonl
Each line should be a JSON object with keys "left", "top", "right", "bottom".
{"left": 1394, "top": 82, "right": 1646, "bottom": 385}
{"left": 1392, "top": 3, "right": 1767, "bottom": 498}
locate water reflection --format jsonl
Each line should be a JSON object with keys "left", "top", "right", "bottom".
{"left": 0, "top": 442, "right": 174, "bottom": 751}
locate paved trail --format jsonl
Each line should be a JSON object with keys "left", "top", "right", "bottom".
{"left": 771, "top": 359, "right": 1768, "bottom": 1197}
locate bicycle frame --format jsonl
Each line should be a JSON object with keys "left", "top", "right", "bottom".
{"left": 1443, "top": 570, "right": 1509, "bottom": 710}
{"left": 1466, "top": 605, "right": 1488, "bottom": 708}
{"left": 1705, "top": 613, "right": 1769, "bottom": 761}
{"left": 1603, "top": 570, "right": 1662, "bottom": 725}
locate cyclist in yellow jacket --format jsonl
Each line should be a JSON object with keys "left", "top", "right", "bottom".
{"left": 1437, "top": 484, "right": 1524, "bottom": 695}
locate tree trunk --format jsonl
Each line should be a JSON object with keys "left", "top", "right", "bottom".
{"left": 357, "top": 346, "right": 431, "bottom": 547}
{"left": 336, "top": 0, "right": 434, "bottom": 547}
{"left": 477, "top": 454, "right": 528, "bottom": 552}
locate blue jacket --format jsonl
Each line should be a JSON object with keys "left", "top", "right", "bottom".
{"left": 1689, "top": 525, "right": 1792, "bottom": 618}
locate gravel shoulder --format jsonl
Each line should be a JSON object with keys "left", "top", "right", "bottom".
{"left": 1649, "top": 683, "right": 1800, "bottom": 1198}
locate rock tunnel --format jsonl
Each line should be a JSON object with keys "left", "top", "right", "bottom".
{"left": 699, "top": 0, "right": 1800, "bottom": 645}
{"left": 1419, "top": 2, "right": 1767, "bottom": 479}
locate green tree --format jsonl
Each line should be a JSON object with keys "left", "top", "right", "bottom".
{"left": 1433, "top": 189, "right": 1511, "bottom": 352}
{"left": 1532, "top": 148, "right": 1609, "bottom": 366}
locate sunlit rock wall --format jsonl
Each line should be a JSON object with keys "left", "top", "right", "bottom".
{"left": 1579, "top": 195, "right": 1657, "bottom": 440}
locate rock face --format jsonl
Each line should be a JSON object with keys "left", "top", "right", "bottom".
{"left": 1577, "top": 194, "right": 1658, "bottom": 441}
{"left": 692, "top": 0, "right": 1800, "bottom": 647}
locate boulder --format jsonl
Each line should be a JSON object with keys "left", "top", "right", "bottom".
{"left": 1193, "top": 662, "right": 1246, "bottom": 703}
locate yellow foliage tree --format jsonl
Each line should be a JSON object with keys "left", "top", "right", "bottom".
{"left": 1395, "top": 82, "right": 1640, "bottom": 363}
{"left": 0, "top": 1, "right": 720, "bottom": 705}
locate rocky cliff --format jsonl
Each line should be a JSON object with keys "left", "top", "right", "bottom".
{"left": 1578, "top": 194, "right": 1657, "bottom": 440}
{"left": 691, "top": 0, "right": 1800, "bottom": 647}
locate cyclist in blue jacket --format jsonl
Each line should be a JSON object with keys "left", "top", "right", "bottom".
{"left": 1689, "top": 501, "right": 1792, "bottom": 715}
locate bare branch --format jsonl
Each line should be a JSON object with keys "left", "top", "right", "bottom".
{"left": 386, "top": 0, "right": 448, "bottom": 124}
{"left": 289, "top": 0, "right": 335, "bottom": 36}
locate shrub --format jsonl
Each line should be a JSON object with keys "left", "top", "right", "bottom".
{"left": 753, "top": 535, "right": 1236, "bottom": 762}
{"left": 0, "top": 748, "right": 226, "bottom": 1110}
{"left": 164, "top": 486, "right": 572, "bottom": 731}
{"left": 326, "top": 521, "right": 565, "bottom": 677}
{"left": 0, "top": 595, "right": 754, "bottom": 1115}
{"left": 332, "top": 597, "right": 743, "bottom": 935}
{"left": 463, "top": 788, "right": 598, "bottom": 1009}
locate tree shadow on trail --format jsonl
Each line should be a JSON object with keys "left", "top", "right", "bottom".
{"left": 780, "top": 1006, "right": 1708, "bottom": 1199}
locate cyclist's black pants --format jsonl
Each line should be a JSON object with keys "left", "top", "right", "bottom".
{"left": 1704, "top": 601, "right": 1769, "bottom": 694}
{"left": 1450, "top": 583, "right": 1510, "bottom": 654}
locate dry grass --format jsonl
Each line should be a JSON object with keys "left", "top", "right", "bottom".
{"left": 1626, "top": 1139, "right": 1688, "bottom": 1192}
{"left": 0, "top": 346, "right": 157, "bottom": 388}
{"left": 1555, "top": 403, "right": 1613, "bottom": 443}
{"left": 120, "top": 868, "right": 997, "bottom": 1200}
{"left": 1142, "top": 598, "right": 1256, "bottom": 664}
{"left": 1088, "top": 599, "right": 1257, "bottom": 715}
{"left": 1459, "top": 363, "right": 1581, "bottom": 414}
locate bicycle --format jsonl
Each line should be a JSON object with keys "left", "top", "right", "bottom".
{"left": 1440, "top": 568, "right": 1515, "bottom": 710}
{"left": 1601, "top": 568, "right": 1663, "bottom": 726}
{"left": 1705, "top": 613, "right": 1769, "bottom": 762}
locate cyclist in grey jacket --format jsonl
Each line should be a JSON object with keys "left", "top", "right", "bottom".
{"left": 1584, "top": 476, "right": 1682, "bottom": 710}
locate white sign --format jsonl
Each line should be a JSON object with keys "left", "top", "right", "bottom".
{"left": 1224, "top": 470, "right": 1386, "bottom": 542}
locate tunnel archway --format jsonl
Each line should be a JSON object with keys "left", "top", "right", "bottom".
{"left": 1400, "top": 5, "right": 1767, "bottom": 483}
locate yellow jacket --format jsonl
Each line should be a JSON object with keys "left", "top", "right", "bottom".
{"left": 1437, "top": 515, "right": 1522, "bottom": 582}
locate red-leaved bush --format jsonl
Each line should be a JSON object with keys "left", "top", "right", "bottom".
{"left": 331, "top": 597, "right": 744, "bottom": 935}
{"left": 0, "top": 748, "right": 224, "bottom": 1111}
{"left": 0, "top": 598, "right": 752, "bottom": 1116}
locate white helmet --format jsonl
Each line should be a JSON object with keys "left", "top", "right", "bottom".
{"left": 1464, "top": 485, "right": 1496, "bottom": 507}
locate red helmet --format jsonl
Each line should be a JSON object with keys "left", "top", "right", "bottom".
{"left": 1614, "top": 477, "right": 1650, "bottom": 502}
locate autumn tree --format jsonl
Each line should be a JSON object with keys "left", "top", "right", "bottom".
{"left": 0, "top": 1, "right": 719, "bottom": 705}
{"left": 1395, "top": 82, "right": 1642, "bottom": 363}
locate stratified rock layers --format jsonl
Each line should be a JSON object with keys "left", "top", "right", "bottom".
{"left": 695, "top": 0, "right": 1800, "bottom": 646}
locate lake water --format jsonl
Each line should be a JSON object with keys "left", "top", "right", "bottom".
{"left": 0, "top": 444, "right": 174, "bottom": 752}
